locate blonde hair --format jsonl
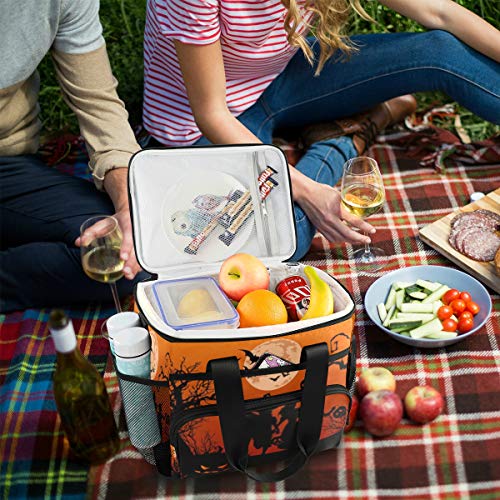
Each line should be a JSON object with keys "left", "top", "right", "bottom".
{"left": 281, "top": 0, "right": 370, "bottom": 75}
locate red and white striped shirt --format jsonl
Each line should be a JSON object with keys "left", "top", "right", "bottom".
{"left": 143, "top": 0, "right": 313, "bottom": 146}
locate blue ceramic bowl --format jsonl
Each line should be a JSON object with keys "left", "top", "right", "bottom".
{"left": 364, "top": 265, "right": 492, "bottom": 348}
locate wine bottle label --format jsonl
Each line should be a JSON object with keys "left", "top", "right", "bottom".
{"left": 50, "top": 322, "right": 77, "bottom": 353}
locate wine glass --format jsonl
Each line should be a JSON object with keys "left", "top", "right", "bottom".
{"left": 340, "top": 157, "right": 386, "bottom": 272}
{"left": 80, "top": 216, "right": 125, "bottom": 312}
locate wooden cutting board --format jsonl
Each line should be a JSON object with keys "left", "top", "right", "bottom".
{"left": 419, "top": 188, "right": 500, "bottom": 293}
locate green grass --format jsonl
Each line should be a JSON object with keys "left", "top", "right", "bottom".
{"left": 39, "top": 0, "right": 146, "bottom": 138}
{"left": 38, "top": 0, "right": 499, "bottom": 142}
{"left": 349, "top": 0, "right": 500, "bottom": 142}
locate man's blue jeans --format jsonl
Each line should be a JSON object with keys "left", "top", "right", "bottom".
{"left": 197, "top": 31, "right": 500, "bottom": 260}
{"left": 0, "top": 156, "right": 146, "bottom": 312}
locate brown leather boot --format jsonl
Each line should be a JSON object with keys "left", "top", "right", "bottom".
{"left": 299, "top": 94, "right": 417, "bottom": 154}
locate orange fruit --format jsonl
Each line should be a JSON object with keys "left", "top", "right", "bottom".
{"left": 237, "top": 289, "right": 288, "bottom": 328}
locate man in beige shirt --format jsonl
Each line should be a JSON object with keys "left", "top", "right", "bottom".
{"left": 0, "top": 0, "right": 145, "bottom": 312}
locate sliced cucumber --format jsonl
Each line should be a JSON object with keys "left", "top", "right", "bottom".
{"left": 396, "top": 289, "right": 405, "bottom": 310}
{"left": 381, "top": 279, "right": 460, "bottom": 339}
{"left": 392, "top": 326, "right": 419, "bottom": 333}
{"left": 426, "top": 331, "right": 458, "bottom": 340}
{"left": 407, "top": 291, "right": 428, "bottom": 300}
{"left": 385, "top": 287, "right": 397, "bottom": 310}
{"left": 395, "top": 313, "right": 435, "bottom": 323}
{"left": 409, "top": 318, "right": 444, "bottom": 339}
{"left": 433, "top": 301, "right": 443, "bottom": 315}
{"left": 416, "top": 279, "right": 441, "bottom": 292}
{"left": 421, "top": 285, "right": 450, "bottom": 304}
{"left": 404, "top": 285, "right": 424, "bottom": 295}
{"left": 383, "top": 305, "right": 397, "bottom": 327}
{"left": 400, "top": 302, "right": 435, "bottom": 314}
{"left": 377, "top": 303, "right": 388, "bottom": 322}
{"left": 389, "top": 319, "right": 423, "bottom": 332}
{"left": 394, "top": 281, "right": 413, "bottom": 290}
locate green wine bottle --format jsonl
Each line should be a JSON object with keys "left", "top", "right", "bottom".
{"left": 49, "top": 310, "right": 120, "bottom": 463}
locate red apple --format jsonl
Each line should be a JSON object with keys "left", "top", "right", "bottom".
{"left": 359, "top": 390, "right": 403, "bottom": 437}
{"left": 404, "top": 385, "right": 444, "bottom": 424}
{"left": 218, "top": 253, "right": 270, "bottom": 301}
{"left": 357, "top": 367, "right": 396, "bottom": 398}
{"left": 344, "top": 394, "right": 359, "bottom": 432}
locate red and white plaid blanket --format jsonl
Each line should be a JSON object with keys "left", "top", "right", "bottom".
{"left": 1, "top": 127, "right": 499, "bottom": 500}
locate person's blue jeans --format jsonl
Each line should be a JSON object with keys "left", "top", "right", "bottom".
{"left": 0, "top": 155, "right": 147, "bottom": 312}
{"left": 195, "top": 31, "right": 500, "bottom": 259}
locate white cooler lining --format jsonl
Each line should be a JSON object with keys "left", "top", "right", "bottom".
{"left": 129, "top": 145, "right": 296, "bottom": 277}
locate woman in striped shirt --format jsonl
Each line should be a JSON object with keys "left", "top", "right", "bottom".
{"left": 143, "top": 0, "right": 500, "bottom": 260}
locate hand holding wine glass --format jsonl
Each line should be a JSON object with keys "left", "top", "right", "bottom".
{"left": 80, "top": 216, "right": 125, "bottom": 312}
{"left": 341, "top": 157, "right": 386, "bottom": 271}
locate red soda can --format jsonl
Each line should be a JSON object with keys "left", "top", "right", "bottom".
{"left": 276, "top": 276, "right": 311, "bottom": 321}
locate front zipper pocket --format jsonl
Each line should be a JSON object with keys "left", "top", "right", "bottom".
{"left": 170, "top": 384, "right": 351, "bottom": 478}
{"left": 165, "top": 345, "right": 352, "bottom": 415}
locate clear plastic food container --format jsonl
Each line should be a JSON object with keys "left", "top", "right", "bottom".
{"left": 152, "top": 277, "right": 239, "bottom": 330}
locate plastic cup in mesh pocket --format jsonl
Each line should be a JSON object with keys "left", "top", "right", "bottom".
{"left": 104, "top": 312, "right": 141, "bottom": 354}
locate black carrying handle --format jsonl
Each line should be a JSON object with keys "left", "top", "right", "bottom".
{"left": 209, "top": 343, "right": 329, "bottom": 482}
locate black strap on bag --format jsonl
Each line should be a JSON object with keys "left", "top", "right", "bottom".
{"left": 153, "top": 441, "right": 171, "bottom": 477}
{"left": 346, "top": 335, "right": 357, "bottom": 391}
{"left": 210, "top": 343, "right": 329, "bottom": 482}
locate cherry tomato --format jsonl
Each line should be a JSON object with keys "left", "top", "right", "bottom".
{"left": 467, "top": 301, "right": 480, "bottom": 315}
{"left": 459, "top": 311, "right": 473, "bottom": 321}
{"left": 458, "top": 317, "right": 474, "bottom": 333}
{"left": 442, "top": 318, "right": 458, "bottom": 332}
{"left": 459, "top": 291, "right": 472, "bottom": 303}
{"left": 450, "top": 299, "right": 467, "bottom": 315}
{"left": 442, "top": 289, "right": 460, "bottom": 305}
{"left": 437, "top": 305, "right": 453, "bottom": 321}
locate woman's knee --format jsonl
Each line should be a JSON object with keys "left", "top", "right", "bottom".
{"left": 420, "top": 30, "right": 472, "bottom": 66}
{"left": 426, "top": 29, "right": 461, "bottom": 47}
{"left": 420, "top": 30, "right": 500, "bottom": 123}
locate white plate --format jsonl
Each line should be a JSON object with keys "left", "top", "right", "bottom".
{"left": 162, "top": 171, "right": 254, "bottom": 262}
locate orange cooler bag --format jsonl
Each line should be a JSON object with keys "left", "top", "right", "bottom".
{"left": 125, "top": 145, "right": 356, "bottom": 480}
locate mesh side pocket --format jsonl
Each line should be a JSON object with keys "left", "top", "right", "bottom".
{"left": 116, "top": 376, "right": 162, "bottom": 459}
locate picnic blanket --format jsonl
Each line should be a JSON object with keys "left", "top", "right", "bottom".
{"left": 1, "top": 129, "right": 499, "bottom": 500}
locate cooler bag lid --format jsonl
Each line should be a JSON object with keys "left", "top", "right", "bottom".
{"left": 128, "top": 145, "right": 297, "bottom": 277}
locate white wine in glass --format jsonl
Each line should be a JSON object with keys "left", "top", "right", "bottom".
{"left": 80, "top": 216, "right": 124, "bottom": 312}
{"left": 341, "top": 157, "right": 386, "bottom": 271}
{"left": 82, "top": 246, "right": 124, "bottom": 283}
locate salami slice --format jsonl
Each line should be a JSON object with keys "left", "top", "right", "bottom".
{"left": 462, "top": 231, "right": 500, "bottom": 262}
{"left": 448, "top": 209, "right": 500, "bottom": 262}
{"left": 449, "top": 226, "right": 471, "bottom": 251}
{"left": 475, "top": 209, "right": 500, "bottom": 221}
{"left": 475, "top": 209, "right": 500, "bottom": 229}
{"left": 452, "top": 212, "right": 497, "bottom": 232}
{"left": 448, "top": 227, "right": 461, "bottom": 249}
{"left": 450, "top": 212, "right": 468, "bottom": 228}
{"left": 454, "top": 227, "right": 487, "bottom": 254}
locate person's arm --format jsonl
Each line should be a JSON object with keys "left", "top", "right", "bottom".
{"left": 175, "top": 40, "right": 374, "bottom": 246}
{"left": 52, "top": 47, "right": 141, "bottom": 279}
{"left": 51, "top": 0, "right": 141, "bottom": 279}
{"left": 380, "top": 0, "right": 500, "bottom": 62}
